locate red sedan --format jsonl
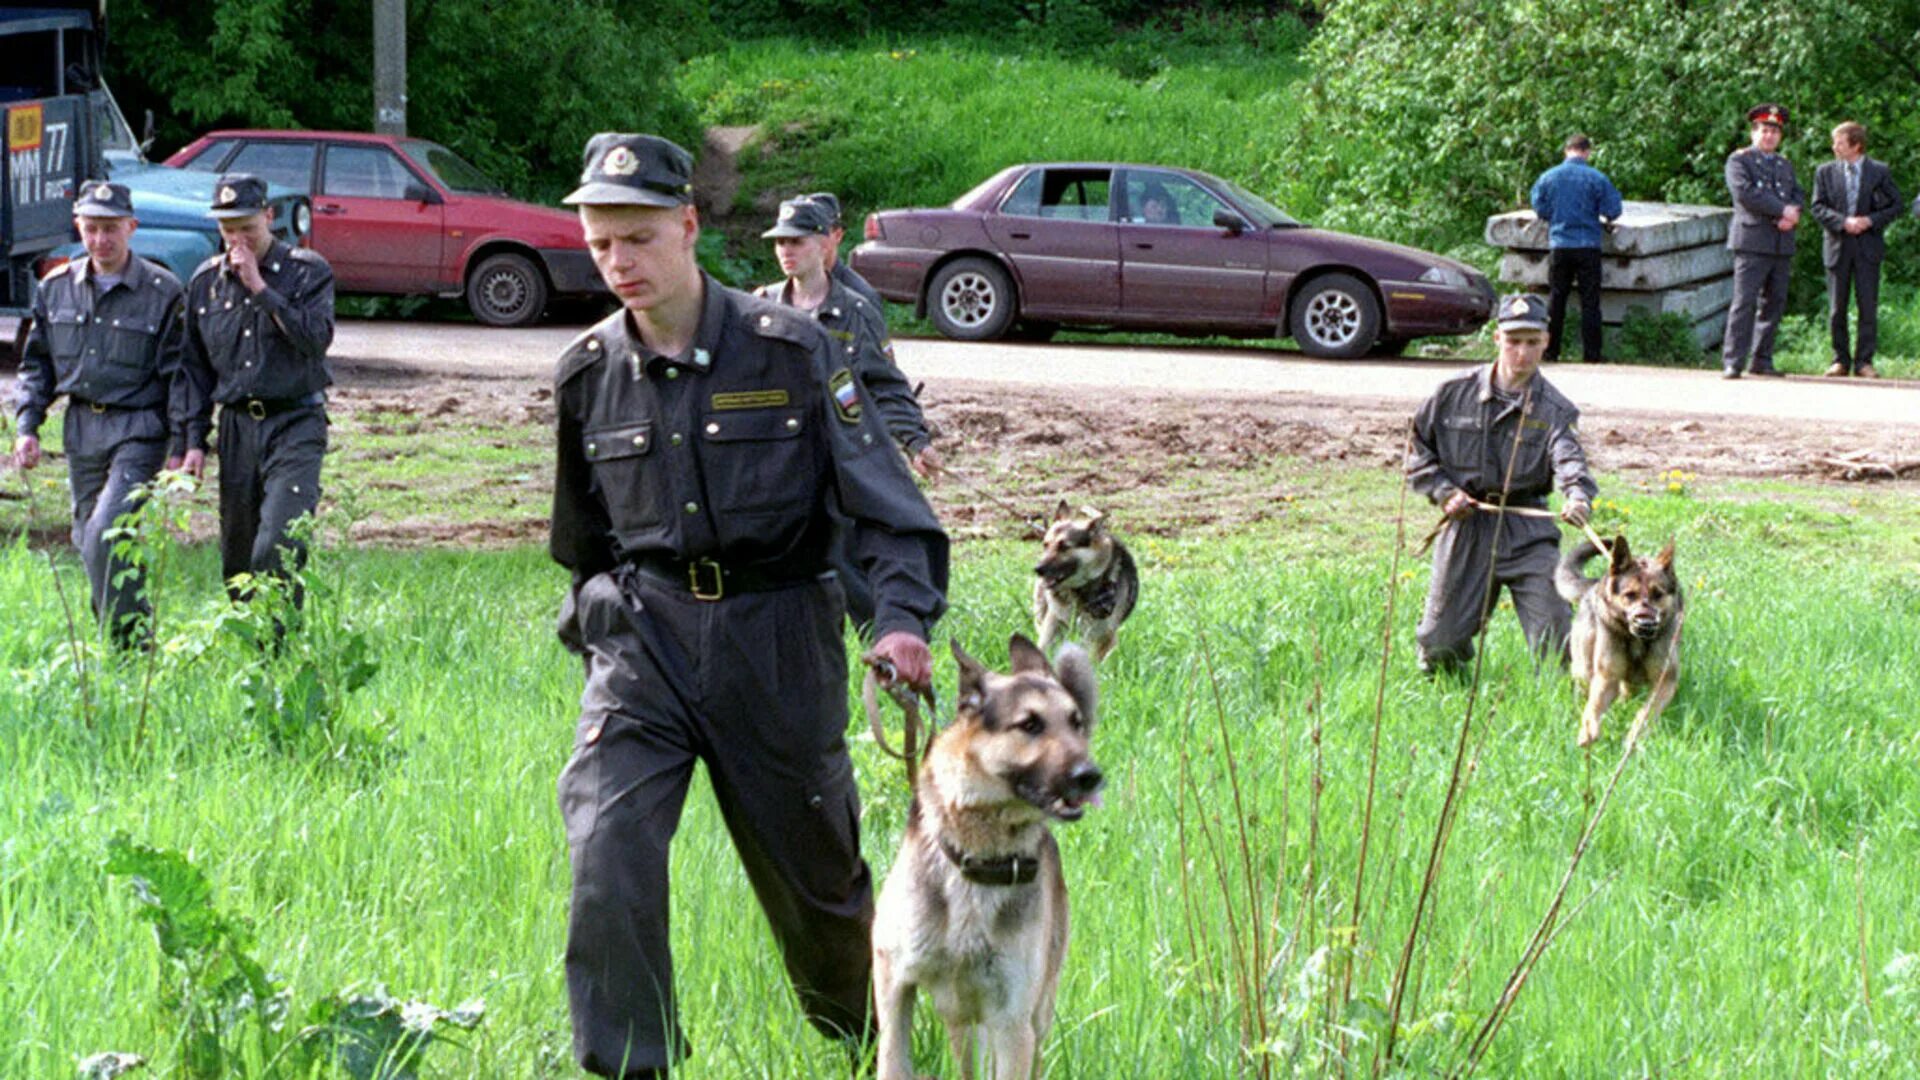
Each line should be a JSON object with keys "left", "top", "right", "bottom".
{"left": 167, "top": 129, "right": 603, "bottom": 326}
{"left": 851, "top": 163, "right": 1494, "bottom": 357}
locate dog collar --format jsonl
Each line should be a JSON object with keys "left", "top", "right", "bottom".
{"left": 939, "top": 838, "right": 1041, "bottom": 886}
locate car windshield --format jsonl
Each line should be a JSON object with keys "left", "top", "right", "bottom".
{"left": 400, "top": 139, "right": 504, "bottom": 195}
{"left": 1220, "top": 179, "right": 1303, "bottom": 228}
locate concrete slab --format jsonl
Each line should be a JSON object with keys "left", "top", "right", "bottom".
{"left": 1485, "top": 200, "right": 1732, "bottom": 256}
{"left": 1499, "top": 244, "right": 1733, "bottom": 291}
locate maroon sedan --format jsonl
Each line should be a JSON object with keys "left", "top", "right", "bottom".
{"left": 167, "top": 130, "right": 604, "bottom": 326}
{"left": 851, "top": 163, "right": 1493, "bottom": 357}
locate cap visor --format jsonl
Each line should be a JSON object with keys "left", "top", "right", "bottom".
{"left": 562, "top": 182, "right": 684, "bottom": 208}
{"left": 73, "top": 205, "right": 133, "bottom": 218}
{"left": 206, "top": 207, "right": 265, "bottom": 219}
{"left": 761, "top": 224, "right": 821, "bottom": 238}
{"left": 1499, "top": 320, "right": 1550, "bottom": 333}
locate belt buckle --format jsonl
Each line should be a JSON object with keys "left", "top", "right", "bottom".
{"left": 89, "top": 401, "right": 106, "bottom": 414}
{"left": 246, "top": 399, "right": 267, "bottom": 420}
{"left": 687, "top": 557, "right": 724, "bottom": 601}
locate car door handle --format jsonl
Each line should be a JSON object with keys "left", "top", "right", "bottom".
{"left": 1008, "top": 231, "right": 1031, "bottom": 240}
{"left": 316, "top": 204, "right": 346, "bottom": 215}
{"left": 1133, "top": 242, "right": 1154, "bottom": 250}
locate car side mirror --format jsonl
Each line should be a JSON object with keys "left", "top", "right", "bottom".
{"left": 405, "top": 181, "right": 440, "bottom": 205}
{"left": 1214, "top": 208, "right": 1250, "bottom": 234}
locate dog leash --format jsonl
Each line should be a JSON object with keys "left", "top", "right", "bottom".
{"left": 860, "top": 652, "right": 941, "bottom": 792}
{"left": 1415, "top": 497, "right": 1612, "bottom": 556}
{"left": 921, "top": 459, "right": 1049, "bottom": 539}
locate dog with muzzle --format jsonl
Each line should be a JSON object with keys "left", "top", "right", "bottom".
{"left": 1556, "top": 535, "right": 1685, "bottom": 749}
{"left": 872, "top": 634, "right": 1103, "bottom": 1080}
{"left": 1032, "top": 501, "right": 1138, "bottom": 663}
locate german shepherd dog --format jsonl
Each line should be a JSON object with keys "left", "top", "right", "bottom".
{"left": 1032, "top": 501, "right": 1138, "bottom": 663}
{"left": 873, "top": 635, "right": 1104, "bottom": 1080}
{"left": 1556, "top": 536, "right": 1685, "bottom": 749}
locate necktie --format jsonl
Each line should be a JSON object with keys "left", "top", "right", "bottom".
{"left": 1846, "top": 163, "right": 1859, "bottom": 214}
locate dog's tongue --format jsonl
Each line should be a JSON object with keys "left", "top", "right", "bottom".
{"left": 1087, "top": 791, "right": 1104, "bottom": 809}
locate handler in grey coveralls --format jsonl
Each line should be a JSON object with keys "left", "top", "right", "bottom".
{"left": 1407, "top": 294, "right": 1597, "bottom": 674}
{"left": 1721, "top": 102, "right": 1803, "bottom": 379}
{"left": 11, "top": 181, "right": 188, "bottom": 646}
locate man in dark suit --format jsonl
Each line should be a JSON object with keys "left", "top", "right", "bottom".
{"left": 1721, "top": 103, "right": 1803, "bottom": 379}
{"left": 1809, "top": 122, "right": 1904, "bottom": 378}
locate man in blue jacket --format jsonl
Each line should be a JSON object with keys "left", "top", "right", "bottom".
{"left": 1529, "top": 135, "right": 1623, "bottom": 364}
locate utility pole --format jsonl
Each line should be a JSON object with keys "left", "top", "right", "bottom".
{"left": 373, "top": 0, "right": 406, "bottom": 135}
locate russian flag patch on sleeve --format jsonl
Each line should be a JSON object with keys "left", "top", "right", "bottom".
{"left": 829, "top": 367, "right": 863, "bottom": 424}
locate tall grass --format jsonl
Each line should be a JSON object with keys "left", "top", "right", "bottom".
{"left": 5, "top": 471, "right": 1919, "bottom": 1076}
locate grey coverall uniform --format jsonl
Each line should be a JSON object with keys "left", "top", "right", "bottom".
{"left": 550, "top": 276, "right": 948, "bottom": 1076}
{"left": 12, "top": 256, "right": 188, "bottom": 643}
{"left": 754, "top": 277, "right": 932, "bottom": 633}
{"left": 1407, "top": 367, "right": 1596, "bottom": 672}
{"left": 1721, "top": 147, "right": 1804, "bottom": 375}
{"left": 180, "top": 241, "right": 336, "bottom": 601}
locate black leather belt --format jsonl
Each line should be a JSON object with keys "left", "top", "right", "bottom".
{"left": 70, "top": 397, "right": 147, "bottom": 414}
{"left": 627, "top": 556, "right": 826, "bottom": 602}
{"left": 225, "top": 391, "right": 325, "bottom": 421}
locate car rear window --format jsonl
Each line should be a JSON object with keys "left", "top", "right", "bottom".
{"left": 322, "top": 144, "right": 418, "bottom": 199}
{"left": 227, "top": 141, "right": 317, "bottom": 193}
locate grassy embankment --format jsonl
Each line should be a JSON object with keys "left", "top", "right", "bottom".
{"left": 5, "top": 459, "right": 1920, "bottom": 1076}
{"left": 681, "top": 35, "right": 1920, "bottom": 375}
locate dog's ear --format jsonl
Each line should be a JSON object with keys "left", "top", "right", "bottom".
{"left": 1053, "top": 643, "right": 1099, "bottom": 729}
{"left": 1008, "top": 633, "right": 1053, "bottom": 677}
{"left": 1053, "top": 498, "right": 1072, "bottom": 522}
{"left": 1655, "top": 540, "right": 1675, "bottom": 572}
{"left": 1084, "top": 508, "right": 1107, "bottom": 534}
{"left": 1609, "top": 535, "right": 1634, "bottom": 574}
{"left": 952, "top": 639, "right": 987, "bottom": 710}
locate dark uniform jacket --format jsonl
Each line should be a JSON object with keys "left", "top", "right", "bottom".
{"left": 753, "top": 277, "right": 930, "bottom": 453}
{"left": 550, "top": 276, "right": 948, "bottom": 642}
{"left": 13, "top": 255, "right": 188, "bottom": 451}
{"left": 1809, "top": 157, "right": 1903, "bottom": 267}
{"left": 180, "top": 241, "right": 336, "bottom": 450}
{"left": 831, "top": 260, "right": 884, "bottom": 311}
{"left": 1725, "top": 147, "right": 1804, "bottom": 257}
{"left": 1407, "top": 366, "right": 1596, "bottom": 521}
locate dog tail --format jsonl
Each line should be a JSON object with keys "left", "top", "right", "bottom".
{"left": 1555, "top": 539, "right": 1603, "bottom": 603}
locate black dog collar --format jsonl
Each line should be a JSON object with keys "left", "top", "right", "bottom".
{"left": 939, "top": 838, "right": 1041, "bottom": 886}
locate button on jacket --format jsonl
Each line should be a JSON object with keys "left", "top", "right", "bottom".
{"left": 1725, "top": 148, "right": 1804, "bottom": 257}
{"left": 13, "top": 255, "right": 188, "bottom": 448}
{"left": 181, "top": 241, "right": 336, "bottom": 449}
{"left": 1407, "top": 366, "right": 1596, "bottom": 519}
{"left": 1529, "top": 159, "right": 1624, "bottom": 250}
{"left": 550, "top": 275, "right": 948, "bottom": 642}
{"left": 753, "top": 277, "right": 931, "bottom": 454}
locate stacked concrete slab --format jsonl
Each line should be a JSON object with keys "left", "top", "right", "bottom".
{"left": 1484, "top": 201, "right": 1734, "bottom": 351}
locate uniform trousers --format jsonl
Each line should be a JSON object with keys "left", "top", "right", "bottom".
{"left": 215, "top": 404, "right": 326, "bottom": 603}
{"left": 1416, "top": 513, "right": 1570, "bottom": 673}
{"left": 65, "top": 406, "right": 168, "bottom": 644}
{"left": 1721, "top": 253, "right": 1792, "bottom": 374}
{"left": 559, "top": 564, "right": 873, "bottom": 1076}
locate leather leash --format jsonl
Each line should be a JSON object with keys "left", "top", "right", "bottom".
{"left": 861, "top": 652, "right": 940, "bottom": 792}
{"left": 1416, "top": 497, "right": 1612, "bottom": 557}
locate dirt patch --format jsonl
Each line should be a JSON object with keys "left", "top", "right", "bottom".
{"left": 314, "top": 365, "right": 1920, "bottom": 548}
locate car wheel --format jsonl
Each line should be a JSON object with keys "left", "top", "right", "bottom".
{"left": 927, "top": 257, "right": 1016, "bottom": 341}
{"left": 1289, "top": 272, "right": 1380, "bottom": 359}
{"left": 466, "top": 252, "right": 549, "bottom": 327}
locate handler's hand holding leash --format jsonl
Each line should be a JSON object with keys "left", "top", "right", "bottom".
{"left": 1418, "top": 493, "right": 1610, "bottom": 556}
{"left": 863, "top": 632, "right": 940, "bottom": 791}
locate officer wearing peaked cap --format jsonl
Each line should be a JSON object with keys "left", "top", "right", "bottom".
{"left": 1407, "top": 293, "right": 1597, "bottom": 675}
{"left": 1721, "top": 103, "right": 1803, "bottom": 378}
{"left": 178, "top": 173, "right": 336, "bottom": 607}
{"left": 802, "top": 190, "right": 886, "bottom": 311}
{"left": 11, "top": 180, "right": 188, "bottom": 646}
{"left": 550, "top": 134, "right": 948, "bottom": 1077}
{"left": 755, "top": 194, "right": 940, "bottom": 635}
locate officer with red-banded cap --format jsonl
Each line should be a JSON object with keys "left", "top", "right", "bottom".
{"left": 549, "top": 133, "right": 948, "bottom": 1077}
{"left": 1721, "top": 102, "right": 1804, "bottom": 379}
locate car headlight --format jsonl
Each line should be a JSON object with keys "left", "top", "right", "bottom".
{"left": 293, "top": 202, "right": 313, "bottom": 237}
{"left": 1418, "top": 265, "right": 1470, "bottom": 289}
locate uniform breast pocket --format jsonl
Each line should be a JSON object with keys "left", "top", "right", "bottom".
{"left": 1509, "top": 426, "right": 1553, "bottom": 485}
{"left": 583, "top": 421, "right": 665, "bottom": 531}
{"left": 1438, "top": 419, "right": 1481, "bottom": 472}
{"left": 700, "top": 410, "right": 809, "bottom": 513}
{"left": 45, "top": 311, "right": 85, "bottom": 359}
{"left": 101, "top": 320, "right": 161, "bottom": 377}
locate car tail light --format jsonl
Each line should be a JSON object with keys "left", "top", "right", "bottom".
{"left": 35, "top": 255, "right": 72, "bottom": 278}
{"left": 864, "top": 213, "right": 880, "bottom": 241}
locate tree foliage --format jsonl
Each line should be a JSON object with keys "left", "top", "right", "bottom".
{"left": 107, "top": 0, "right": 713, "bottom": 202}
{"left": 1297, "top": 0, "right": 1920, "bottom": 293}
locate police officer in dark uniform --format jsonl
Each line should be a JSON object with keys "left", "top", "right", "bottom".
{"left": 10, "top": 181, "right": 188, "bottom": 646}
{"left": 1407, "top": 294, "right": 1596, "bottom": 674}
{"left": 550, "top": 134, "right": 948, "bottom": 1078}
{"left": 180, "top": 174, "right": 336, "bottom": 603}
{"left": 1721, "top": 103, "right": 1803, "bottom": 379}
{"left": 804, "top": 191, "right": 886, "bottom": 311}
{"left": 757, "top": 195, "right": 940, "bottom": 633}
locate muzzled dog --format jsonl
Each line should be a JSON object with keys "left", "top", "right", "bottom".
{"left": 1556, "top": 535, "right": 1684, "bottom": 749}
{"left": 1032, "top": 501, "right": 1138, "bottom": 663}
{"left": 872, "top": 634, "right": 1103, "bottom": 1080}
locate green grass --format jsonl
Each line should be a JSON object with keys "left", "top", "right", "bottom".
{"left": 5, "top": 466, "right": 1920, "bottom": 1076}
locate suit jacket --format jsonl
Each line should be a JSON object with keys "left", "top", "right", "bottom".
{"left": 1725, "top": 147, "right": 1804, "bottom": 257}
{"left": 1810, "top": 157, "right": 1903, "bottom": 267}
